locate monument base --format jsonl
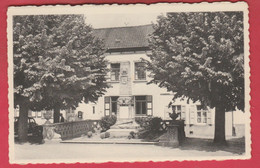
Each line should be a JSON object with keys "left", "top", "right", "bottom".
{"left": 107, "top": 118, "right": 140, "bottom": 138}
{"left": 158, "top": 125, "right": 179, "bottom": 147}
{"left": 158, "top": 120, "right": 186, "bottom": 147}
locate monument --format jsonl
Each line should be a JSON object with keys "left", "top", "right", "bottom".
{"left": 106, "top": 62, "right": 140, "bottom": 138}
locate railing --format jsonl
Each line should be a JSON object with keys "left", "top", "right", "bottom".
{"left": 42, "top": 120, "right": 101, "bottom": 140}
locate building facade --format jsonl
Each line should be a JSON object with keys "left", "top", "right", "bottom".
{"left": 75, "top": 25, "right": 245, "bottom": 138}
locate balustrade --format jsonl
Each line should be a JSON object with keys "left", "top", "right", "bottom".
{"left": 42, "top": 120, "right": 101, "bottom": 140}
{"left": 42, "top": 119, "right": 181, "bottom": 141}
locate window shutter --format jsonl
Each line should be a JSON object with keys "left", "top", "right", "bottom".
{"left": 164, "top": 106, "right": 171, "bottom": 119}
{"left": 146, "top": 95, "right": 153, "bottom": 116}
{"left": 146, "top": 95, "right": 152, "bottom": 102}
{"left": 32, "top": 111, "right": 36, "bottom": 117}
{"left": 207, "top": 108, "right": 212, "bottom": 125}
{"left": 107, "top": 64, "right": 111, "bottom": 82}
{"left": 181, "top": 105, "right": 186, "bottom": 121}
{"left": 189, "top": 105, "right": 196, "bottom": 124}
{"left": 14, "top": 108, "right": 19, "bottom": 117}
{"left": 28, "top": 110, "right": 32, "bottom": 117}
{"left": 104, "top": 97, "right": 110, "bottom": 116}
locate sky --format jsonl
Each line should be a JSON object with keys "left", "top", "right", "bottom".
{"left": 84, "top": 13, "right": 163, "bottom": 29}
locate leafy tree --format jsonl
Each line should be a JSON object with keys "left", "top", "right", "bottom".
{"left": 146, "top": 12, "right": 244, "bottom": 144}
{"left": 13, "top": 15, "right": 108, "bottom": 142}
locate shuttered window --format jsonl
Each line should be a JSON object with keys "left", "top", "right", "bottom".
{"left": 135, "top": 96, "right": 147, "bottom": 115}
{"left": 135, "top": 95, "right": 152, "bottom": 115}
{"left": 196, "top": 105, "right": 209, "bottom": 124}
{"left": 171, "top": 105, "right": 186, "bottom": 121}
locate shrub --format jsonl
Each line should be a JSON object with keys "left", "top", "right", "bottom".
{"left": 137, "top": 117, "right": 164, "bottom": 141}
{"left": 135, "top": 116, "right": 152, "bottom": 128}
{"left": 129, "top": 131, "right": 137, "bottom": 139}
{"left": 149, "top": 117, "right": 163, "bottom": 132}
{"left": 100, "top": 115, "right": 117, "bottom": 131}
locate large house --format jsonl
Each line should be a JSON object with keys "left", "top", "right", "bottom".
{"left": 17, "top": 24, "right": 245, "bottom": 138}
{"left": 75, "top": 24, "right": 245, "bottom": 138}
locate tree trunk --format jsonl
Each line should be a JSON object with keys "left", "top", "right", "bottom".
{"left": 18, "top": 103, "right": 29, "bottom": 142}
{"left": 213, "top": 105, "right": 226, "bottom": 145}
{"left": 53, "top": 106, "right": 60, "bottom": 123}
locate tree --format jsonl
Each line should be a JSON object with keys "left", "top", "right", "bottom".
{"left": 13, "top": 15, "right": 108, "bottom": 142}
{"left": 146, "top": 12, "right": 244, "bottom": 144}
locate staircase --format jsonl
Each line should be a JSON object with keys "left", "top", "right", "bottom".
{"left": 106, "top": 118, "right": 140, "bottom": 138}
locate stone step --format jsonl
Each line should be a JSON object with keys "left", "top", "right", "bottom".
{"left": 61, "top": 140, "right": 158, "bottom": 145}
{"left": 106, "top": 128, "right": 138, "bottom": 138}
{"left": 110, "top": 124, "right": 140, "bottom": 129}
{"left": 115, "top": 118, "right": 135, "bottom": 124}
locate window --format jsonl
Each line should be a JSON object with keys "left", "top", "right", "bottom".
{"left": 135, "top": 96, "right": 152, "bottom": 115}
{"left": 92, "top": 106, "right": 95, "bottom": 114}
{"left": 172, "top": 105, "right": 181, "bottom": 113}
{"left": 197, "top": 105, "right": 207, "bottom": 123}
{"left": 37, "top": 111, "right": 42, "bottom": 118}
{"left": 171, "top": 105, "right": 186, "bottom": 120}
{"left": 111, "top": 96, "right": 119, "bottom": 115}
{"left": 135, "top": 62, "right": 146, "bottom": 80}
{"left": 14, "top": 108, "right": 19, "bottom": 117}
{"left": 111, "top": 63, "right": 120, "bottom": 81}
{"left": 31, "top": 111, "right": 36, "bottom": 117}
{"left": 78, "top": 111, "right": 83, "bottom": 119}
{"left": 104, "top": 96, "right": 119, "bottom": 116}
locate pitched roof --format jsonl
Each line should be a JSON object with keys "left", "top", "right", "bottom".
{"left": 93, "top": 24, "right": 153, "bottom": 50}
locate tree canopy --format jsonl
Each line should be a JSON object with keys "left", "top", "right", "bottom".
{"left": 147, "top": 12, "right": 244, "bottom": 112}
{"left": 146, "top": 12, "right": 244, "bottom": 143}
{"left": 13, "top": 15, "right": 108, "bottom": 112}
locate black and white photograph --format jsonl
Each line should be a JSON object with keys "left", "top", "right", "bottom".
{"left": 8, "top": 2, "right": 250, "bottom": 163}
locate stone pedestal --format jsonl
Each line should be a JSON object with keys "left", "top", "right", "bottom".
{"left": 158, "top": 120, "right": 186, "bottom": 147}
{"left": 173, "top": 120, "right": 186, "bottom": 142}
{"left": 159, "top": 125, "right": 179, "bottom": 147}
